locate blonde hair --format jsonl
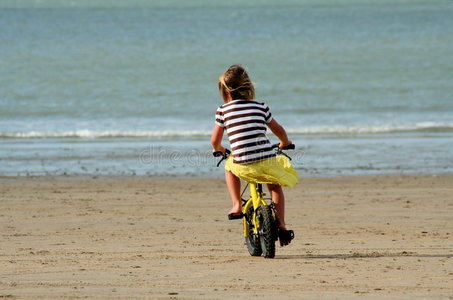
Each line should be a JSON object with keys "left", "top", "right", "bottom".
{"left": 218, "top": 64, "right": 255, "bottom": 102}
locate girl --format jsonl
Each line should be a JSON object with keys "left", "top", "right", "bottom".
{"left": 211, "top": 64, "right": 299, "bottom": 246}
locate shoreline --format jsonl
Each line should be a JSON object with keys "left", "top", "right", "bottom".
{"left": 1, "top": 171, "right": 452, "bottom": 180}
{"left": 1, "top": 174, "right": 452, "bottom": 299}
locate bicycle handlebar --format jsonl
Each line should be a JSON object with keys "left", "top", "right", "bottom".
{"left": 213, "top": 144, "right": 295, "bottom": 167}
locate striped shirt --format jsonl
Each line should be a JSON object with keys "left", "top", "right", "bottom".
{"left": 215, "top": 100, "right": 276, "bottom": 164}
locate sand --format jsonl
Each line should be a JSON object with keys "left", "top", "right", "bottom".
{"left": 0, "top": 174, "right": 452, "bottom": 299}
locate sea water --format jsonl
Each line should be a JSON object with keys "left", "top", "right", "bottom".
{"left": 1, "top": 0, "right": 452, "bottom": 176}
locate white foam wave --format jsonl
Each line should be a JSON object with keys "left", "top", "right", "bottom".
{"left": 0, "top": 129, "right": 212, "bottom": 139}
{"left": 1, "top": 123, "right": 452, "bottom": 138}
{"left": 287, "top": 122, "right": 453, "bottom": 135}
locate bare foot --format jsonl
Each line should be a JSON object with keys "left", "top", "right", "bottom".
{"left": 228, "top": 205, "right": 242, "bottom": 215}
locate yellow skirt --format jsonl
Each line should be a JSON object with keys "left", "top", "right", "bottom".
{"left": 225, "top": 155, "right": 299, "bottom": 188}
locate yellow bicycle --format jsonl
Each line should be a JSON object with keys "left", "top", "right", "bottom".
{"left": 214, "top": 144, "right": 295, "bottom": 258}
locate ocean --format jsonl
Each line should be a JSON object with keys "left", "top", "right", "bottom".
{"left": 1, "top": 0, "right": 452, "bottom": 177}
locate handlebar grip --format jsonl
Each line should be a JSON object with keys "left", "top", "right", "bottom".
{"left": 213, "top": 151, "right": 223, "bottom": 157}
{"left": 272, "top": 143, "right": 295, "bottom": 150}
{"left": 213, "top": 149, "right": 231, "bottom": 157}
{"left": 282, "top": 143, "right": 295, "bottom": 150}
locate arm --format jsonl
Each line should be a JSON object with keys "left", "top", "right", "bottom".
{"left": 267, "top": 119, "right": 292, "bottom": 148}
{"left": 211, "top": 124, "right": 226, "bottom": 153}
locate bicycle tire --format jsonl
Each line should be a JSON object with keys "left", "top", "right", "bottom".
{"left": 244, "top": 207, "right": 262, "bottom": 256}
{"left": 259, "top": 205, "right": 277, "bottom": 258}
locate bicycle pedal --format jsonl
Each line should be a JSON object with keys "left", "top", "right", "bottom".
{"left": 228, "top": 212, "right": 244, "bottom": 220}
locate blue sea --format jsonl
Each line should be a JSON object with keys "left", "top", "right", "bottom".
{"left": 1, "top": 0, "right": 452, "bottom": 177}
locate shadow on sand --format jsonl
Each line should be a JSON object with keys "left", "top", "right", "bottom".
{"left": 276, "top": 251, "right": 453, "bottom": 260}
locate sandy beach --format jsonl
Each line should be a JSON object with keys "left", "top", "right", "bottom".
{"left": 0, "top": 175, "right": 452, "bottom": 299}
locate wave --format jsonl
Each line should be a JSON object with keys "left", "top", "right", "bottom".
{"left": 1, "top": 123, "right": 453, "bottom": 139}
{"left": 287, "top": 122, "right": 453, "bottom": 135}
{"left": 0, "top": 129, "right": 212, "bottom": 139}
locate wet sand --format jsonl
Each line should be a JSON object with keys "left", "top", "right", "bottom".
{"left": 1, "top": 175, "right": 452, "bottom": 299}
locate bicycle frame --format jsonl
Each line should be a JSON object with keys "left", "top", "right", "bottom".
{"left": 242, "top": 183, "right": 268, "bottom": 237}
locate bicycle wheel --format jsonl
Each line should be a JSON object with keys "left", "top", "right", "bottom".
{"left": 244, "top": 207, "right": 262, "bottom": 256}
{"left": 259, "top": 205, "right": 277, "bottom": 258}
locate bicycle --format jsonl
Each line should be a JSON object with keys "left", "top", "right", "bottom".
{"left": 213, "top": 143, "right": 295, "bottom": 258}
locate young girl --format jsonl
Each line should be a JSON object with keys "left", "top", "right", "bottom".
{"left": 211, "top": 64, "right": 299, "bottom": 246}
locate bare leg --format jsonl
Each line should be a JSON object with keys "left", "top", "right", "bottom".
{"left": 267, "top": 184, "right": 286, "bottom": 230}
{"left": 225, "top": 170, "right": 242, "bottom": 214}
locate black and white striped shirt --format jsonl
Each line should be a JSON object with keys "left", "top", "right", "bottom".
{"left": 215, "top": 100, "right": 276, "bottom": 164}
